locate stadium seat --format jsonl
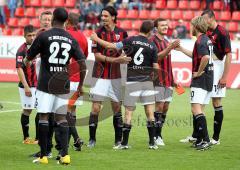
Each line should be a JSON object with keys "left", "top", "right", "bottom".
{"left": 189, "top": 1, "right": 200, "bottom": 10}
{"left": 12, "top": 28, "right": 24, "bottom": 36}
{"left": 65, "top": 0, "right": 76, "bottom": 8}
{"left": 52, "top": 0, "right": 65, "bottom": 7}
{"left": 139, "top": 10, "right": 150, "bottom": 19}
{"left": 213, "top": 1, "right": 223, "bottom": 10}
{"left": 31, "top": 0, "right": 41, "bottom": 7}
{"left": 24, "top": 0, "right": 31, "bottom": 6}
{"left": 118, "top": 9, "right": 127, "bottom": 19}
{"left": 15, "top": 7, "right": 24, "bottom": 17}
{"left": 167, "top": 0, "right": 178, "bottom": 9}
{"left": 132, "top": 20, "right": 142, "bottom": 30}
{"left": 229, "top": 32, "right": 234, "bottom": 40}
{"left": 160, "top": 10, "right": 171, "bottom": 19}
{"left": 150, "top": 10, "right": 160, "bottom": 19}
{"left": 126, "top": 10, "right": 139, "bottom": 19}
{"left": 178, "top": 0, "right": 188, "bottom": 9}
{"left": 69, "top": 8, "right": 79, "bottom": 14}
{"left": 120, "top": 20, "right": 132, "bottom": 30}
{"left": 8, "top": 18, "right": 18, "bottom": 27}
{"left": 232, "top": 11, "right": 240, "bottom": 21}
{"left": 31, "top": 18, "right": 40, "bottom": 28}
{"left": 128, "top": 30, "right": 138, "bottom": 36}
{"left": 183, "top": 11, "right": 194, "bottom": 21}
{"left": 183, "top": 21, "right": 190, "bottom": 31}
{"left": 171, "top": 10, "right": 183, "bottom": 20}
{"left": 214, "top": 11, "right": 220, "bottom": 20}
{"left": 156, "top": 0, "right": 166, "bottom": 9}
{"left": 25, "top": 8, "right": 36, "bottom": 17}
{"left": 220, "top": 11, "right": 231, "bottom": 21}
{"left": 2, "top": 28, "right": 12, "bottom": 35}
{"left": 37, "top": 8, "right": 46, "bottom": 15}
{"left": 228, "top": 22, "right": 238, "bottom": 32}
{"left": 19, "top": 18, "right": 30, "bottom": 27}
{"left": 41, "top": 0, "right": 52, "bottom": 7}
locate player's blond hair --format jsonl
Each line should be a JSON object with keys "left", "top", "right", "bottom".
{"left": 191, "top": 16, "right": 208, "bottom": 34}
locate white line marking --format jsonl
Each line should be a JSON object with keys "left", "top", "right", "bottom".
{"left": 0, "top": 109, "right": 21, "bottom": 113}
{"left": 0, "top": 101, "right": 20, "bottom": 105}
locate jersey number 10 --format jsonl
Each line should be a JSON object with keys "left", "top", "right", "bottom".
{"left": 49, "top": 42, "right": 71, "bottom": 65}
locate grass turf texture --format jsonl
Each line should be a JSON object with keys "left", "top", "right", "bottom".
{"left": 0, "top": 82, "right": 239, "bottom": 170}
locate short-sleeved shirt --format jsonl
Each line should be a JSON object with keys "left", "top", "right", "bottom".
{"left": 27, "top": 28, "right": 86, "bottom": 94}
{"left": 206, "top": 25, "right": 231, "bottom": 60}
{"left": 150, "top": 35, "right": 174, "bottom": 87}
{"left": 67, "top": 27, "right": 88, "bottom": 82}
{"left": 191, "top": 34, "right": 214, "bottom": 91}
{"left": 91, "top": 26, "right": 128, "bottom": 79}
{"left": 121, "top": 35, "right": 158, "bottom": 82}
{"left": 16, "top": 43, "right": 37, "bottom": 88}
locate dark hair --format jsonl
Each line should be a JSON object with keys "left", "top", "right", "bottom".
{"left": 140, "top": 20, "right": 154, "bottom": 34}
{"left": 101, "top": 6, "right": 118, "bottom": 23}
{"left": 24, "top": 25, "right": 36, "bottom": 35}
{"left": 40, "top": 10, "right": 52, "bottom": 19}
{"left": 68, "top": 12, "right": 80, "bottom": 27}
{"left": 154, "top": 18, "right": 166, "bottom": 27}
{"left": 53, "top": 7, "right": 68, "bottom": 23}
{"left": 201, "top": 9, "right": 215, "bottom": 18}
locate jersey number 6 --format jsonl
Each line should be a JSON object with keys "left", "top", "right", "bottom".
{"left": 49, "top": 42, "right": 71, "bottom": 65}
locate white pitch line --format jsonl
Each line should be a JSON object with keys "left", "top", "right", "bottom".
{"left": 0, "top": 101, "right": 20, "bottom": 105}
{"left": 0, "top": 109, "right": 21, "bottom": 113}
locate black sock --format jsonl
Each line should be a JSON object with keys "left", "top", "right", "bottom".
{"left": 39, "top": 120, "right": 49, "bottom": 158}
{"left": 113, "top": 112, "right": 123, "bottom": 143}
{"left": 159, "top": 113, "right": 167, "bottom": 138}
{"left": 21, "top": 114, "right": 29, "bottom": 140}
{"left": 56, "top": 120, "right": 69, "bottom": 157}
{"left": 213, "top": 106, "right": 223, "bottom": 141}
{"left": 54, "top": 124, "right": 62, "bottom": 151}
{"left": 154, "top": 112, "right": 161, "bottom": 138}
{"left": 35, "top": 113, "right": 39, "bottom": 140}
{"left": 196, "top": 114, "right": 210, "bottom": 143}
{"left": 147, "top": 121, "right": 156, "bottom": 145}
{"left": 47, "top": 113, "right": 54, "bottom": 153}
{"left": 67, "top": 113, "right": 79, "bottom": 142}
{"left": 192, "top": 115, "right": 197, "bottom": 138}
{"left": 89, "top": 113, "right": 98, "bottom": 141}
{"left": 121, "top": 123, "right": 131, "bottom": 146}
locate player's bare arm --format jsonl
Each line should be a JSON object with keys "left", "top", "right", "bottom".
{"left": 16, "top": 68, "right": 32, "bottom": 97}
{"left": 193, "top": 55, "right": 209, "bottom": 78}
{"left": 91, "top": 32, "right": 117, "bottom": 49}
{"left": 219, "top": 52, "right": 232, "bottom": 88}
{"left": 94, "top": 52, "right": 131, "bottom": 64}
{"left": 77, "top": 60, "right": 87, "bottom": 96}
{"left": 157, "top": 39, "right": 180, "bottom": 60}
{"left": 175, "top": 45, "right": 193, "bottom": 58}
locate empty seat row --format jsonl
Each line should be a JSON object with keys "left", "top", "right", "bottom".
{"left": 24, "top": 0, "right": 76, "bottom": 8}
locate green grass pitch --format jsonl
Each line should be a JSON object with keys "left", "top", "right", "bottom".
{"left": 0, "top": 82, "right": 239, "bottom": 170}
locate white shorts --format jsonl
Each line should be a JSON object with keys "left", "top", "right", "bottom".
{"left": 89, "top": 78, "right": 122, "bottom": 102}
{"left": 19, "top": 87, "right": 36, "bottom": 109}
{"left": 69, "top": 81, "right": 83, "bottom": 106}
{"left": 36, "top": 57, "right": 41, "bottom": 79}
{"left": 190, "top": 87, "right": 212, "bottom": 105}
{"left": 155, "top": 86, "right": 173, "bottom": 102}
{"left": 124, "top": 81, "right": 156, "bottom": 107}
{"left": 212, "top": 60, "right": 226, "bottom": 98}
{"left": 36, "top": 90, "right": 68, "bottom": 114}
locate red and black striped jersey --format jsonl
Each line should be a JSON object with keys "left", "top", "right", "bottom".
{"left": 206, "top": 25, "right": 231, "bottom": 60}
{"left": 150, "top": 35, "right": 174, "bottom": 87}
{"left": 16, "top": 43, "right": 37, "bottom": 88}
{"left": 92, "top": 26, "right": 128, "bottom": 79}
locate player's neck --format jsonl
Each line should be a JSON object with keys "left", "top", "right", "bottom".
{"left": 156, "top": 32, "right": 164, "bottom": 40}
{"left": 105, "top": 24, "right": 115, "bottom": 32}
{"left": 196, "top": 32, "right": 203, "bottom": 38}
{"left": 212, "top": 21, "right": 218, "bottom": 30}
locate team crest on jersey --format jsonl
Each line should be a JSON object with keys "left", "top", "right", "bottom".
{"left": 115, "top": 34, "right": 120, "bottom": 41}
{"left": 17, "top": 56, "right": 23, "bottom": 62}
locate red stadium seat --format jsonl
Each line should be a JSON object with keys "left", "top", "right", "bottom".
{"left": 183, "top": 21, "right": 190, "bottom": 31}
{"left": 65, "top": 0, "right": 76, "bottom": 8}
{"left": 150, "top": 10, "right": 160, "bottom": 19}
{"left": 160, "top": 10, "right": 171, "bottom": 19}
{"left": 232, "top": 11, "right": 240, "bottom": 21}
{"left": 126, "top": 10, "right": 139, "bottom": 19}
{"left": 167, "top": 0, "right": 177, "bottom": 9}
{"left": 118, "top": 9, "right": 127, "bottom": 19}
{"left": 132, "top": 20, "right": 142, "bottom": 30}
{"left": 42, "top": 0, "right": 52, "bottom": 7}
{"left": 139, "top": 10, "right": 150, "bottom": 19}
{"left": 189, "top": 1, "right": 200, "bottom": 10}
{"left": 228, "top": 22, "right": 238, "bottom": 32}
{"left": 171, "top": 10, "right": 183, "bottom": 20}
{"left": 15, "top": 7, "right": 24, "bottom": 17}
{"left": 229, "top": 33, "right": 234, "bottom": 40}
{"left": 178, "top": 0, "right": 188, "bottom": 9}
{"left": 37, "top": 8, "right": 46, "bottom": 15}
{"left": 156, "top": 0, "right": 166, "bottom": 9}
{"left": 19, "top": 18, "right": 30, "bottom": 27}
{"left": 24, "top": 0, "right": 31, "bottom": 6}
{"left": 8, "top": 18, "right": 18, "bottom": 27}
{"left": 25, "top": 8, "right": 36, "bottom": 17}
{"left": 31, "top": 0, "right": 41, "bottom": 7}
{"left": 12, "top": 28, "right": 24, "bottom": 36}
{"left": 128, "top": 30, "right": 138, "bottom": 36}
{"left": 53, "top": 0, "right": 65, "bottom": 7}
{"left": 213, "top": 1, "right": 223, "bottom": 10}
{"left": 220, "top": 11, "right": 231, "bottom": 21}
{"left": 2, "top": 28, "right": 12, "bottom": 35}
{"left": 183, "top": 11, "right": 194, "bottom": 20}
{"left": 31, "top": 18, "right": 40, "bottom": 28}
{"left": 214, "top": 11, "right": 220, "bottom": 20}
{"left": 69, "top": 8, "right": 79, "bottom": 14}
{"left": 120, "top": 20, "right": 132, "bottom": 30}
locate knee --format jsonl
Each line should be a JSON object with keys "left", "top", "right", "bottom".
{"left": 91, "top": 103, "right": 101, "bottom": 114}
{"left": 212, "top": 98, "right": 222, "bottom": 107}
{"left": 155, "top": 102, "right": 164, "bottom": 112}
{"left": 23, "top": 109, "right": 32, "bottom": 116}
{"left": 163, "top": 103, "right": 170, "bottom": 113}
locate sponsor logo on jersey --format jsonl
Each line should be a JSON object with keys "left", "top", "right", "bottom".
{"left": 17, "top": 56, "right": 23, "bottom": 62}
